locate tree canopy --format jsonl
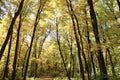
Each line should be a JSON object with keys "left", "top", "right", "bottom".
{"left": 0, "top": 0, "right": 120, "bottom": 80}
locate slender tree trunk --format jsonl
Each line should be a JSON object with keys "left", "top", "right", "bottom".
{"left": 87, "top": 0, "right": 108, "bottom": 79}
{"left": 56, "top": 18, "right": 71, "bottom": 80}
{"left": 34, "top": 40, "right": 37, "bottom": 78}
{"left": 71, "top": 11, "right": 85, "bottom": 80}
{"left": 12, "top": 14, "right": 22, "bottom": 80}
{"left": 90, "top": 54, "right": 96, "bottom": 76}
{"left": 74, "top": 9, "right": 90, "bottom": 80}
{"left": 22, "top": 47, "right": 29, "bottom": 77}
{"left": 71, "top": 51, "right": 75, "bottom": 77}
{"left": 66, "top": 0, "right": 85, "bottom": 79}
{"left": 80, "top": 37, "right": 90, "bottom": 80}
{"left": 70, "top": 54, "right": 75, "bottom": 78}
{"left": 31, "top": 37, "right": 38, "bottom": 78}
{"left": 18, "top": 36, "right": 25, "bottom": 59}
{"left": 71, "top": 7, "right": 90, "bottom": 79}
{"left": 23, "top": 16, "right": 38, "bottom": 80}
{"left": 96, "top": 10, "right": 116, "bottom": 76}
{"left": 84, "top": 9, "right": 96, "bottom": 77}
{"left": 0, "top": 0, "right": 24, "bottom": 60}
{"left": 23, "top": 1, "right": 46, "bottom": 79}
{"left": 35, "top": 26, "right": 51, "bottom": 77}
{"left": 2, "top": 32, "right": 13, "bottom": 80}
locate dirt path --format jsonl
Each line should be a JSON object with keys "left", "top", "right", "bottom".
{"left": 40, "top": 76, "right": 53, "bottom": 80}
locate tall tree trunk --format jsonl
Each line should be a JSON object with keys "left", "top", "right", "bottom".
{"left": 56, "top": 18, "right": 71, "bottom": 80}
{"left": 31, "top": 37, "right": 38, "bottom": 78}
{"left": 12, "top": 14, "right": 22, "bottom": 80}
{"left": 34, "top": 39, "right": 37, "bottom": 78}
{"left": 2, "top": 32, "right": 13, "bottom": 80}
{"left": 80, "top": 35, "right": 90, "bottom": 80}
{"left": 90, "top": 54, "right": 96, "bottom": 76}
{"left": 96, "top": 11, "right": 116, "bottom": 76}
{"left": 23, "top": 14, "right": 38, "bottom": 80}
{"left": 66, "top": 0, "right": 85, "bottom": 79}
{"left": 87, "top": 0, "right": 108, "bottom": 79}
{"left": 23, "top": 1, "right": 46, "bottom": 79}
{"left": 22, "top": 47, "right": 29, "bottom": 77}
{"left": 84, "top": 9, "right": 96, "bottom": 77}
{"left": 35, "top": 26, "right": 51, "bottom": 77}
{"left": 73, "top": 7, "right": 90, "bottom": 80}
{"left": 0, "top": 0, "right": 24, "bottom": 60}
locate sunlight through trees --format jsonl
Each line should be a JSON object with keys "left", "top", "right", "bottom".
{"left": 0, "top": 0, "right": 120, "bottom": 80}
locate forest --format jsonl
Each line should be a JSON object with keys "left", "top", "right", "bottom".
{"left": 0, "top": 0, "right": 120, "bottom": 80}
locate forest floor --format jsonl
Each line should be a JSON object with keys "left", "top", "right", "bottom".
{"left": 26, "top": 76, "right": 53, "bottom": 80}
{"left": 40, "top": 76, "right": 53, "bottom": 80}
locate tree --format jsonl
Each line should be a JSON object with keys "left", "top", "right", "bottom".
{"left": 66, "top": 0, "right": 85, "bottom": 80}
{"left": 23, "top": 0, "right": 47, "bottom": 80}
{"left": 0, "top": 0, "right": 120, "bottom": 80}
{"left": 2, "top": 32, "right": 13, "bottom": 80}
{"left": 12, "top": 14, "right": 22, "bottom": 80}
{"left": 84, "top": 8, "right": 96, "bottom": 77}
{"left": 56, "top": 17, "right": 71, "bottom": 80}
{"left": 0, "top": 0, "right": 25, "bottom": 60}
{"left": 86, "top": 0, "right": 108, "bottom": 79}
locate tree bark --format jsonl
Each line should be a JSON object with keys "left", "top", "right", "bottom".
{"left": 84, "top": 10, "right": 96, "bottom": 77}
{"left": 84, "top": 9, "right": 96, "bottom": 77}
{"left": 23, "top": 1, "right": 46, "bottom": 79}
{"left": 73, "top": 6, "right": 90, "bottom": 80}
{"left": 56, "top": 18, "right": 71, "bottom": 80}
{"left": 30, "top": 37, "right": 38, "bottom": 77}
{"left": 22, "top": 47, "right": 29, "bottom": 77}
{"left": 12, "top": 14, "right": 22, "bottom": 80}
{"left": 66, "top": 0, "right": 85, "bottom": 79}
{"left": 87, "top": 0, "right": 108, "bottom": 79}
{"left": 2, "top": 32, "right": 12, "bottom": 80}
{"left": 0, "top": 0, "right": 24, "bottom": 60}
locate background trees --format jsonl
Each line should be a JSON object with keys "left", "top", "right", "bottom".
{"left": 0, "top": 0, "right": 120, "bottom": 80}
